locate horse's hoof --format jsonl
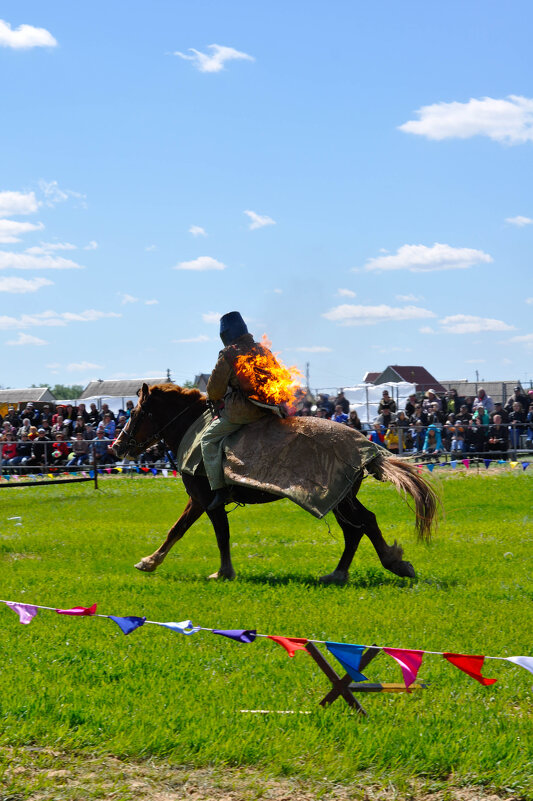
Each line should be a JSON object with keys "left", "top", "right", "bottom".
{"left": 134, "top": 559, "right": 157, "bottom": 573}
{"left": 208, "top": 570, "right": 236, "bottom": 580}
{"left": 319, "top": 570, "right": 349, "bottom": 585}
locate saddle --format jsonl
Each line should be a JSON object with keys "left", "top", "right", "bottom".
{"left": 176, "top": 412, "right": 386, "bottom": 519}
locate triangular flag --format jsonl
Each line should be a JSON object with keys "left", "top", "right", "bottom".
{"left": 108, "top": 615, "right": 146, "bottom": 635}
{"left": 268, "top": 635, "right": 308, "bottom": 657}
{"left": 450, "top": 460, "right": 457, "bottom": 469}
{"left": 484, "top": 459, "right": 491, "bottom": 469}
{"left": 116, "top": 466, "right": 123, "bottom": 473}
{"left": 506, "top": 656, "right": 533, "bottom": 676}
{"left": 213, "top": 629, "right": 257, "bottom": 643}
{"left": 326, "top": 642, "right": 367, "bottom": 681}
{"left": 154, "top": 620, "right": 201, "bottom": 635}
{"left": 383, "top": 647, "right": 424, "bottom": 688}
{"left": 462, "top": 459, "right": 470, "bottom": 469}
{"left": 510, "top": 461, "right": 519, "bottom": 469}
{"left": 47, "top": 473, "right": 53, "bottom": 479}
{"left": 172, "top": 470, "right": 177, "bottom": 477}
{"left": 6, "top": 602, "right": 39, "bottom": 625}
{"left": 3, "top": 475, "right": 10, "bottom": 481}
{"left": 522, "top": 462, "right": 530, "bottom": 471}
{"left": 498, "top": 459, "right": 506, "bottom": 464}
{"left": 89, "top": 470, "right": 95, "bottom": 478}
{"left": 427, "top": 463, "right": 435, "bottom": 473}
{"left": 151, "top": 468, "right": 158, "bottom": 475}
{"left": 135, "top": 466, "right": 140, "bottom": 473}
{"left": 81, "top": 471, "right": 88, "bottom": 477}
{"left": 56, "top": 603, "right": 97, "bottom": 616}
{"left": 141, "top": 466, "right": 149, "bottom": 472}
{"left": 162, "top": 469, "right": 168, "bottom": 477}
{"left": 105, "top": 468, "right": 112, "bottom": 474}
{"left": 443, "top": 653, "right": 496, "bottom": 685}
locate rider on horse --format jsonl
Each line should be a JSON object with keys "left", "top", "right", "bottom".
{"left": 201, "top": 311, "right": 277, "bottom": 510}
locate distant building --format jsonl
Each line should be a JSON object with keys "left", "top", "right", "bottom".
{"left": 193, "top": 373, "right": 210, "bottom": 393}
{"left": 364, "top": 366, "right": 446, "bottom": 395}
{"left": 0, "top": 386, "right": 56, "bottom": 413}
{"left": 79, "top": 377, "right": 168, "bottom": 414}
{"left": 439, "top": 379, "right": 526, "bottom": 405}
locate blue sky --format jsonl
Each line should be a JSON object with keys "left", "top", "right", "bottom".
{"left": 1, "top": 1, "right": 532, "bottom": 392}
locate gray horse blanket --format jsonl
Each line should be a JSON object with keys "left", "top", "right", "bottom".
{"left": 176, "top": 411, "right": 387, "bottom": 519}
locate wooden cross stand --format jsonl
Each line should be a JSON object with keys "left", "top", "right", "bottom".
{"left": 305, "top": 642, "right": 427, "bottom": 716}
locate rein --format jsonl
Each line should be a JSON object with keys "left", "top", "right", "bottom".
{"left": 121, "top": 400, "right": 201, "bottom": 453}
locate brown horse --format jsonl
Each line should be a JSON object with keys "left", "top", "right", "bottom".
{"left": 113, "top": 383, "right": 438, "bottom": 583}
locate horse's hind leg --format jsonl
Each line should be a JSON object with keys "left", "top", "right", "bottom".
{"left": 354, "top": 498, "right": 416, "bottom": 578}
{"left": 135, "top": 497, "right": 204, "bottom": 572}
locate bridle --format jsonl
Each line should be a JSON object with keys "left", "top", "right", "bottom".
{"left": 119, "top": 400, "right": 197, "bottom": 454}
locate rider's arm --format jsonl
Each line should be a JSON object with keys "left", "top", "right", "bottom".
{"left": 206, "top": 352, "right": 231, "bottom": 401}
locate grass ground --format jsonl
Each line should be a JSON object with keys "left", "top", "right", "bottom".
{"left": 0, "top": 470, "right": 532, "bottom": 800}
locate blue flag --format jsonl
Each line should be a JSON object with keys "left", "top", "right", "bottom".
{"left": 427, "top": 463, "right": 435, "bottom": 472}
{"left": 484, "top": 459, "right": 491, "bottom": 469}
{"left": 326, "top": 642, "right": 368, "bottom": 682}
{"left": 450, "top": 460, "right": 457, "bottom": 469}
{"left": 108, "top": 615, "right": 146, "bottom": 635}
{"left": 213, "top": 629, "right": 257, "bottom": 643}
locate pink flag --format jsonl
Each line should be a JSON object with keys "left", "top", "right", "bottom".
{"left": 6, "top": 602, "right": 39, "bottom": 625}
{"left": 383, "top": 647, "right": 424, "bottom": 688}
{"left": 462, "top": 459, "right": 470, "bottom": 469}
{"left": 56, "top": 603, "right": 97, "bottom": 616}
{"left": 268, "top": 635, "right": 309, "bottom": 657}
{"left": 443, "top": 653, "right": 496, "bottom": 685}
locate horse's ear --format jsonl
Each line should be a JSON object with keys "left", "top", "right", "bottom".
{"left": 138, "top": 383, "right": 149, "bottom": 402}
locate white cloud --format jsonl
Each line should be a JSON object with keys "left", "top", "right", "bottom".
{"left": 526, "top": 297, "right": 533, "bottom": 305}
{"left": 174, "top": 44, "right": 254, "bottom": 73}
{"left": 0, "top": 309, "right": 121, "bottom": 330}
{"left": 173, "top": 335, "right": 210, "bottom": 343}
{"left": 0, "top": 276, "right": 53, "bottom": 293}
{"left": 145, "top": 299, "right": 158, "bottom": 305}
{"left": 399, "top": 95, "right": 533, "bottom": 144}
{"left": 505, "top": 215, "right": 533, "bottom": 227}
{"left": 372, "top": 345, "right": 413, "bottom": 354}
{"left": 84, "top": 240, "right": 98, "bottom": 250}
{"left": 174, "top": 256, "right": 226, "bottom": 271}
{"left": 0, "top": 251, "right": 83, "bottom": 271}
{"left": 38, "top": 180, "right": 86, "bottom": 207}
{"left": 507, "top": 333, "right": 533, "bottom": 347}
{"left": 465, "top": 358, "right": 486, "bottom": 364}
{"left": 66, "top": 361, "right": 103, "bottom": 372}
{"left": 290, "top": 346, "right": 333, "bottom": 353}
{"left": 396, "top": 293, "right": 423, "bottom": 302}
{"left": 25, "top": 241, "right": 76, "bottom": 255}
{"left": 440, "top": 314, "right": 514, "bottom": 334}
{"left": 0, "top": 190, "right": 39, "bottom": 217}
{"left": 202, "top": 311, "right": 221, "bottom": 324}
{"left": 323, "top": 304, "right": 436, "bottom": 326}
{"left": 273, "top": 288, "right": 283, "bottom": 294}
{"left": 189, "top": 225, "right": 207, "bottom": 237}
{"left": 244, "top": 210, "right": 276, "bottom": 230}
{"left": 0, "top": 19, "right": 57, "bottom": 49}
{"left": 6, "top": 332, "right": 48, "bottom": 346}
{"left": 337, "top": 288, "right": 356, "bottom": 298}
{"left": 119, "top": 293, "right": 138, "bottom": 305}
{"left": 364, "top": 243, "right": 492, "bottom": 273}
{"left": 145, "top": 244, "right": 157, "bottom": 252}
{"left": 0, "top": 218, "right": 44, "bottom": 243}
{"left": 419, "top": 326, "right": 436, "bottom": 334}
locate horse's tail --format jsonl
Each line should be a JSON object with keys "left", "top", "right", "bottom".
{"left": 366, "top": 454, "right": 439, "bottom": 542}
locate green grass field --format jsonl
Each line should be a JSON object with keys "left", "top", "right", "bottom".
{"left": 1, "top": 470, "right": 532, "bottom": 800}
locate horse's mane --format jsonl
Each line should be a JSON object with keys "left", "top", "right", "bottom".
{"left": 148, "top": 383, "right": 206, "bottom": 405}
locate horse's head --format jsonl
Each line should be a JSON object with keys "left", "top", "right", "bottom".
{"left": 113, "top": 383, "right": 206, "bottom": 459}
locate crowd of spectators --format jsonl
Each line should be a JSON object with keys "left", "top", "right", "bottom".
{"left": 299, "top": 385, "right": 533, "bottom": 460}
{"left": 2, "top": 385, "right": 533, "bottom": 473}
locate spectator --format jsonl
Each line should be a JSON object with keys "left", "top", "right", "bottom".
{"left": 526, "top": 403, "right": 533, "bottom": 450}
{"left": 88, "top": 403, "right": 100, "bottom": 425}
{"left": 377, "top": 406, "right": 395, "bottom": 428}
{"left": 72, "top": 415, "right": 87, "bottom": 436}
{"left": 93, "top": 428, "right": 116, "bottom": 466}
{"left": 1, "top": 433, "right": 17, "bottom": 467}
{"left": 26, "top": 429, "right": 50, "bottom": 468}
{"left": 115, "top": 414, "right": 128, "bottom": 434}
{"left": 409, "top": 420, "right": 426, "bottom": 453}
{"left": 427, "top": 403, "right": 444, "bottom": 427}
{"left": 449, "top": 422, "right": 466, "bottom": 454}
{"left": 508, "top": 402, "right": 526, "bottom": 449}
{"left": 367, "top": 422, "right": 385, "bottom": 445}
{"left": 21, "top": 402, "right": 40, "bottom": 425}
{"left": 422, "top": 424, "right": 443, "bottom": 460}
{"left": 473, "top": 387, "right": 494, "bottom": 414}
{"left": 5, "top": 407, "right": 21, "bottom": 429}
{"left": 443, "top": 388, "right": 462, "bottom": 416}
{"left": 465, "top": 418, "right": 487, "bottom": 454}
{"left": 17, "top": 418, "right": 32, "bottom": 437}
{"left": 40, "top": 405, "right": 53, "bottom": 425}
{"left": 100, "top": 403, "right": 115, "bottom": 422}
{"left": 77, "top": 402, "right": 89, "bottom": 423}
{"left": 84, "top": 423, "right": 96, "bottom": 440}
{"left": 490, "top": 402, "right": 509, "bottom": 424}
{"left": 139, "top": 441, "right": 166, "bottom": 468}
{"left": 331, "top": 404, "right": 348, "bottom": 424}
{"left": 317, "top": 394, "right": 334, "bottom": 416}
{"left": 409, "top": 404, "right": 428, "bottom": 426}
{"left": 50, "top": 432, "right": 70, "bottom": 467}
{"left": 404, "top": 393, "right": 418, "bottom": 418}
{"left": 102, "top": 413, "right": 116, "bottom": 438}
{"left": 472, "top": 406, "right": 490, "bottom": 426}
{"left": 66, "top": 432, "right": 91, "bottom": 467}
{"left": 456, "top": 404, "right": 472, "bottom": 424}
{"left": 28, "top": 425, "right": 39, "bottom": 441}
{"left": 9, "top": 432, "right": 32, "bottom": 467}
{"left": 64, "top": 403, "right": 77, "bottom": 423}
{"left": 51, "top": 414, "right": 67, "bottom": 437}
{"left": 423, "top": 389, "right": 442, "bottom": 412}
{"left": 347, "top": 410, "right": 362, "bottom": 431}
{"left": 333, "top": 390, "right": 350, "bottom": 414}
{"left": 125, "top": 400, "right": 135, "bottom": 418}
{"left": 378, "top": 390, "right": 396, "bottom": 414}
{"left": 487, "top": 415, "right": 509, "bottom": 458}
{"left": 384, "top": 424, "right": 399, "bottom": 454}
{"left": 504, "top": 386, "right": 529, "bottom": 415}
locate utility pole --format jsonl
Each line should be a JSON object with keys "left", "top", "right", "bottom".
{"left": 166, "top": 368, "right": 172, "bottom": 383}
{"left": 306, "top": 361, "right": 310, "bottom": 391}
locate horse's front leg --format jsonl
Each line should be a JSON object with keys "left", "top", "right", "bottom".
{"left": 135, "top": 497, "right": 204, "bottom": 572}
{"left": 320, "top": 499, "right": 365, "bottom": 585}
{"left": 356, "top": 500, "right": 416, "bottom": 578}
{"left": 206, "top": 507, "right": 236, "bottom": 580}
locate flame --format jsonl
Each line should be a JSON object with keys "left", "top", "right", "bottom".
{"left": 234, "top": 333, "right": 304, "bottom": 411}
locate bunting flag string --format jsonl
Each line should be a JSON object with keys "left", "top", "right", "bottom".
{"left": 1, "top": 598, "right": 531, "bottom": 687}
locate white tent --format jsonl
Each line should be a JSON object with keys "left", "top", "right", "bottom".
{"left": 342, "top": 382, "right": 416, "bottom": 423}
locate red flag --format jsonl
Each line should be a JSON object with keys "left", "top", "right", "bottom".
{"left": 268, "top": 635, "right": 308, "bottom": 657}
{"left": 443, "top": 653, "right": 496, "bottom": 685}
{"left": 56, "top": 603, "right": 97, "bottom": 616}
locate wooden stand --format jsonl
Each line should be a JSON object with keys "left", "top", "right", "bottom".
{"left": 305, "top": 642, "right": 427, "bottom": 715}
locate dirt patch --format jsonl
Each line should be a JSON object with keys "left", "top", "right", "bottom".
{"left": 0, "top": 748, "right": 522, "bottom": 801}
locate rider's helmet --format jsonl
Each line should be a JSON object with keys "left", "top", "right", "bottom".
{"left": 219, "top": 311, "right": 248, "bottom": 346}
